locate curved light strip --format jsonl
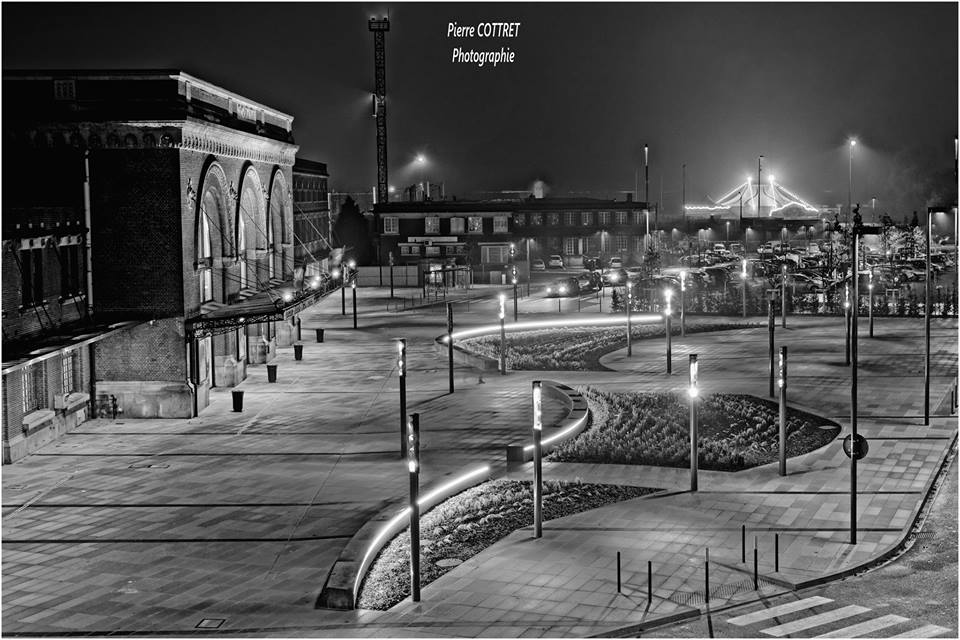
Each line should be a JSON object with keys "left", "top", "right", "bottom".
{"left": 522, "top": 408, "right": 589, "bottom": 452}
{"left": 353, "top": 464, "right": 491, "bottom": 597}
{"left": 685, "top": 205, "right": 730, "bottom": 211}
{"left": 446, "top": 314, "right": 664, "bottom": 342}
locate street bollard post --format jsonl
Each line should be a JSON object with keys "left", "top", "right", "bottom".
{"left": 397, "top": 339, "right": 407, "bottom": 458}
{"left": 446, "top": 303, "right": 455, "bottom": 394}
{"left": 779, "top": 346, "right": 788, "bottom": 476}
{"left": 498, "top": 294, "right": 507, "bottom": 375}
{"left": 664, "top": 289, "right": 673, "bottom": 374}
{"left": 768, "top": 296, "right": 776, "bottom": 398}
{"left": 741, "top": 524, "right": 746, "bottom": 563}
{"left": 407, "top": 413, "right": 421, "bottom": 602}
{"left": 532, "top": 381, "right": 543, "bottom": 539}
{"left": 705, "top": 548, "right": 710, "bottom": 604}
{"left": 689, "top": 354, "right": 699, "bottom": 492}
{"left": 775, "top": 533, "right": 780, "bottom": 572}
{"left": 617, "top": 551, "right": 621, "bottom": 593}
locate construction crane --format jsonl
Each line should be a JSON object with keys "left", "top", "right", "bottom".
{"left": 369, "top": 16, "right": 389, "bottom": 205}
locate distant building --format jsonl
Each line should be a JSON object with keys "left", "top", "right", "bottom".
{"left": 373, "top": 195, "right": 650, "bottom": 280}
{"left": 292, "top": 158, "right": 332, "bottom": 282}
{"left": 2, "top": 69, "right": 331, "bottom": 461}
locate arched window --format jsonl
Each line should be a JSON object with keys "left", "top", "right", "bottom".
{"left": 237, "top": 215, "right": 247, "bottom": 289}
{"left": 198, "top": 198, "right": 214, "bottom": 303}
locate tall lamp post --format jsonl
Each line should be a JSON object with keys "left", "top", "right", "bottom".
{"left": 679, "top": 271, "right": 686, "bottom": 337}
{"left": 848, "top": 139, "right": 856, "bottom": 227}
{"left": 626, "top": 278, "right": 633, "bottom": 357}
{"left": 664, "top": 288, "right": 673, "bottom": 374}
{"left": 339, "top": 262, "right": 346, "bottom": 315}
{"left": 924, "top": 208, "right": 931, "bottom": 425}
{"left": 844, "top": 282, "right": 851, "bottom": 366}
{"left": 757, "top": 156, "right": 763, "bottom": 219}
{"left": 498, "top": 293, "right": 506, "bottom": 376}
{"left": 741, "top": 258, "right": 748, "bottom": 318}
{"left": 868, "top": 270, "right": 874, "bottom": 338}
{"left": 778, "top": 346, "right": 788, "bottom": 476}
{"left": 512, "top": 268, "right": 519, "bottom": 322}
{"left": 781, "top": 263, "right": 787, "bottom": 328}
{"left": 406, "top": 412, "right": 421, "bottom": 602}
{"left": 532, "top": 381, "right": 543, "bottom": 538}
{"left": 688, "top": 354, "right": 699, "bottom": 492}
{"left": 351, "top": 279, "right": 358, "bottom": 329}
{"left": 397, "top": 339, "right": 407, "bottom": 458}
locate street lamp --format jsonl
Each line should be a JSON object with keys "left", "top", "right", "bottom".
{"left": 626, "top": 278, "right": 633, "bottom": 357}
{"left": 688, "top": 354, "right": 699, "bottom": 492}
{"left": 868, "top": 270, "right": 874, "bottom": 338}
{"left": 351, "top": 279, "right": 358, "bottom": 329}
{"left": 664, "top": 288, "right": 673, "bottom": 374}
{"left": 679, "top": 271, "right": 686, "bottom": 337}
{"left": 406, "top": 412, "right": 421, "bottom": 602}
{"left": 498, "top": 293, "right": 506, "bottom": 375}
{"left": 532, "top": 381, "right": 543, "bottom": 539}
{"left": 848, "top": 139, "right": 856, "bottom": 226}
{"left": 741, "top": 258, "right": 748, "bottom": 318}
{"left": 844, "top": 282, "right": 851, "bottom": 366}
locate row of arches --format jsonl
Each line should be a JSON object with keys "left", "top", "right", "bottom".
{"left": 192, "top": 157, "right": 291, "bottom": 306}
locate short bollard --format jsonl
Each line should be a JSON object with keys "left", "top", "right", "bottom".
{"left": 775, "top": 533, "right": 780, "bottom": 572}
{"left": 741, "top": 524, "right": 746, "bottom": 563}
{"left": 647, "top": 560, "right": 652, "bottom": 605}
{"left": 616, "top": 552, "right": 621, "bottom": 593}
{"left": 315, "top": 328, "right": 324, "bottom": 343}
{"left": 231, "top": 390, "right": 244, "bottom": 412}
{"left": 296, "top": 317, "right": 302, "bottom": 341}
{"left": 704, "top": 548, "right": 710, "bottom": 604}
{"left": 753, "top": 537, "right": 759, "bottom": 590}
{"left": 267, "top": 364, "right": 278, "bottom": 383}
{"left": 293, "top": 344, "right": 303, "bottom": 361}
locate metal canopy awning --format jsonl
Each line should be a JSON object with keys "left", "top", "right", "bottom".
{"left": 184, "top": 282, "right": 338, "bottom": 339}
{"left": 2, "top": 320, "right": 141, "bottom": 375}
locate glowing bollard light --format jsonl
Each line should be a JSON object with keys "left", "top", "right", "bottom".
{"left": 626, "top": 279, "right": 633, "bottom": 357}
{"left": 844, "top": 283, "right": 851, "bottom": 366}
{"left": 778, "top": 346, "right": 788, "bottom": 476}
{"left": 406, "top": 413, "right": 421, "bottom": 602}
{"left": 351, "top": 279, "right": 358, "bottom": 329}
{"left": 679, "top": 271, "right": 686, "bottom": 337}
{"left": 512, "top": 271, "right": 519, "bottom": 322}
{"left": 664, "top": 289, "right": 673, "bottom": 374}
{"left": 688, "top": 354, "right": 699, "bottom": 492}
{"left": 742, "top": 259, "right": 748, "bottom": 318}
{"left": 532, "top": 381, "right": 543, "bottom": 539}
{"left": 397, "top": 339, "right": 407, "bottom": 458}
{"left": 498, "top": 294, "right": 507, "bottom": 375}
{"left": 558, "top": 285, "right": 567, "bottom": 314}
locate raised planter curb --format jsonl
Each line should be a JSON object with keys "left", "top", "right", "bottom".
{"left": 505, "top": 381, "right": 589, "bottom": 462}
{"left": 316, "top": 465, "right": 494, "bottom": 610}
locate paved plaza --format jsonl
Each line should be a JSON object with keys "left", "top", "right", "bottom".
{"left": 2, "top": 286, "right": 957, "bottom": 637}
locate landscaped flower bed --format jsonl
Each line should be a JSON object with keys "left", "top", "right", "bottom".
{"left": 548, "top": 389, "right": 840, "bottom": 471}
{"left": 458, "top": 320, "right": 760, "bottom": 370}
{"left": 356, "top": 479, "right": 656, "bottom": 610}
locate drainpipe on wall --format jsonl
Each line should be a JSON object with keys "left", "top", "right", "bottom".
{"left": 83, "top": 150, "right": 94, "bottom": 314}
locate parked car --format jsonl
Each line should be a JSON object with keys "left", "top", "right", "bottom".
{"left": 728, "top": 242, "right": 744, "bottom": 255}
{"left": 547, "top": 254, "right": 565, "bottom": 269}
{"left": 545, "top": 277, "right": 578, "bottom": 297}
{"left": 712, "top": 243, "right": 727, "bottom": 252}
{"left": 608, "top": 256, "right": 624, "bottom": 269}
{"left": 600, "top": 267, "right": 628, "bottom": 286}
{"left": 582, "top": 256, "right": 603, "bottom": 271}
{"left": 531, "top": 258, "right": 546, "bottom": 271}
{"left": 576, "top": 271, "right": 601, "bottom": 292}
{"left": 757, "top": 242, "right": 774, "bottom": 256}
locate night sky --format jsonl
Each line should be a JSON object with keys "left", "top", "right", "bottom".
{"left": 3, "top": 2, "right": 957, "bottom": 219}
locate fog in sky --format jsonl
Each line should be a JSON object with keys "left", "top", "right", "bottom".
{"left": 3, "top": 2, "right": 957, "bottom": 218}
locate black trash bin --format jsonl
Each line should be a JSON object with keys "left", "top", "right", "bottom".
{"left": 315, "top": 328, "right": 324, "bottom": 343}
{"left": 294, "top": 344, "right": 303, "bottom": 361}
{"left": 232, "top": 390, "right": 244, "bottom": 412}
{"left": 267, "top": 364, "right": 278, "bottom": 383}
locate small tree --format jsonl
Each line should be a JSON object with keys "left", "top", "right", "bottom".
{"left": 333, "top": 197, "right": 374, "bottom": 265}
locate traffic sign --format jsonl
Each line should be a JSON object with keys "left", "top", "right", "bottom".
{"left": 842, "top": 433, "right": 869, "bottom": 460}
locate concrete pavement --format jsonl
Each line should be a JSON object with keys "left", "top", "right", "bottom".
{"left": 1, "top": 285, "right": 956, "bottom": 637}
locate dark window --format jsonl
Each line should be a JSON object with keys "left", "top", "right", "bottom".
{"left": 20, "top": 249, "right": 44, "bottom": 307}
{"left": 60, "top": 244, "right": 82, "bottom": 298}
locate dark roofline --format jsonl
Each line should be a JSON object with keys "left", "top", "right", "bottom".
{"left": 374, "top": 196, "right": 649, "bottom": 214}
{"left": 293, "top": 158, "right": 329, "bottom": 176}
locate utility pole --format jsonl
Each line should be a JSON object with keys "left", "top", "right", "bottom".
{"left": 369, "top": 17, "right": 390, "bottom": 205}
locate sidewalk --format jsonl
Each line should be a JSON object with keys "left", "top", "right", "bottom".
{"left": 1, "top": 287, "right": 956, "bottom": 637}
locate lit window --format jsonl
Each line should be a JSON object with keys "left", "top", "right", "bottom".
{"left": 616, "top": 211, "right": 628, "bottom": 225}
{"left": 564, "top": 237, "right": 578, "bottom": 255}
{"left": 616, "top": 234, "right": 629, "bottom": 252}
{"left": 61, "top": 350, "right": 78, "bottom": 394}
{"left": 581, "top": 212, "right": 593, "bottom": 226}
{"left": 21, "top": 363, "right": 46, "bottom": 413}
{"left": 383, "top": 216, "right": 399, "bottom": 234}
{"left": 450, "top": 217, "right": 465, "bottom": 234}
{"left": 467, "top": 217, "right": 483, "bottom": 234}
{"left": 599, "top": 211, "right": 611, "bottom": 225}
{"left": 529, "top": 213, "right": 543, "bottom": 226}
{"left": 493, "top": 216, "right": 509, "bottom": 234}
{"left": 564, "top": 212, "right": 577, "bottom": 226}
{"left": 513, "top": 213, "right": 526, "bottom": 227}
{"left": 425, "top": 216, "right": 440, "bottom": 234}
{"left": 198, "top": 209, "right": 213, "bottom": 303}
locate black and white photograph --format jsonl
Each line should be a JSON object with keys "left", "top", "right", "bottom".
{"left": 1, "top": 1, "right": 957, "bottom": 637}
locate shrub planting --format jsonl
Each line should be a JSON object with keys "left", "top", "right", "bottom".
{"left": 548, "top": 389, "right": 840, "bottom": 471}
{"left": 356, "top": 479, "right": 656, "bottom": 609}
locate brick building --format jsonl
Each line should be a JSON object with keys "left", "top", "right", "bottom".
{"left": 2, "top": 70, "right": 331, "bottom": 461}
{"left": 292, "top": 158, "right": 332, "bottom": 282}
{"left": 373, "top": 196, "right": 651, "bottom": 277}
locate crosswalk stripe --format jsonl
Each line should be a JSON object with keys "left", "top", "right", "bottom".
{"left": 727, "top": 596, "right": 834, "bottom": 626}
{"left": 888, "top": 624, "right": 954, "bottom": 638}
{"left": 761, "top": 605, "right": 870, "bottom": 637}
{"left": 815, "top": 614, "right": 909, "bottom": 637}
